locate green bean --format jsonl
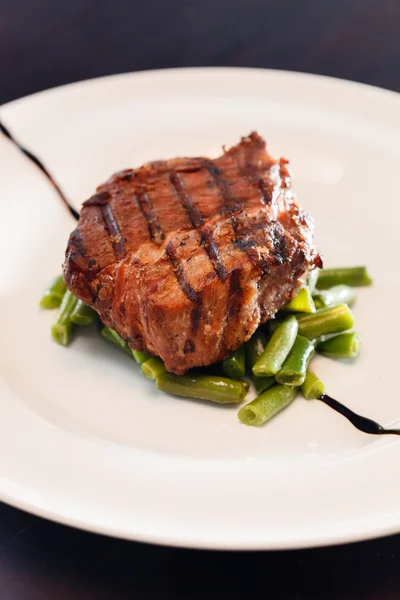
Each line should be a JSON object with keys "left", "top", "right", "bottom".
{"left": 313, "top": 296, "right": 325, "bottom": 310}
{"left": 245, "top": 330, "right": 269, "bottom": 372}
{"left": 142, "top": 357, "right": 166, "bottom": 380}
{"left": 301, "top": 369, "right": 325, "bottom": 399}
{"left": 156, "top": 373, "right": 249, "bottom": 404}
{"left": 283, "top": 287, "right": 316, "bottom": 313}
{"left": 238, "top": 385, "right": 297, "bottom": 426}
{"left": 297, "top": 304, "right": 354, "bottom": 340}
{"left": 307, "top": 268, "right": 320, "bottom": 294}
{"left": 276, "top": 336, "right": 315, "bottom": 386}
{"left": 316, "top": 266, "right": 372, "bottom": 289}
{"left": 132, "top": 350, "right": 151, "bottom": 364}
{"left": 222, "top": 346, "right": 246, "bottom": 378}
{"left": 317, "top": 332, "right": 360, "bottom": 359}
{"left": 244, "top": 331, "right": 275, "bottom": 393}
{"left": 313, "top": 285, "right": 356, "bottom": 309}
{"left": 51, "top": 290, "right": 78, "bottom": 346}
{"left": 101, "top": 327, "right": 132, "bottom": 356}
{"left": 40, "top": 274, "right": 67, "bottom": 309}
{"left": 253, "top": 316, "right": 298, "bottom": 376}
{"left": 70, "top": 300, "right": 97, "bottom": 325}
{"left": 253, "top": 375, "right": 276, "bottom": 394}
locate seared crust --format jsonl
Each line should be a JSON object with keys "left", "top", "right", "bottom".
{"left": 63, "top": 133, "right": 320, "bottom": 374}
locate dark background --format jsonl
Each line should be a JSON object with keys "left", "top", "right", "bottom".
{"left": 1, "top": 0, "right": 400, "bottom": 106}
{"left": 1, "top": 0, "right": 400, "bottom": 598}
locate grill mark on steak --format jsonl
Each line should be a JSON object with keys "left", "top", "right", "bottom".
{"left": 234, "top": 240, "right": 271, "bottom": 277}
{"left": 190, "top": 306, "right": 202, "bottom": 336}
{"left": 132, "top": 333, "right": 147, "bottom": 353}
{"left": 120, "top": 171, "right": 134, "bottom": 182}
{"left": 204, "top": 157, "right": 274, "bottom": 276}
{"left": 170, "top": 173, "right": 228, "bottom": 282}
{"left": 183, "top": 340, "right": 195, "bottom": 354}
{"left": 291, "top": 247, "right": 307, "bottom": 280}
{"left": 216, "top": 266, "right": 242, "bottom": 355}
{"left": 165, "top": 242, "right": 201, "bottom": 304}
{"left": 170, "top": 172, "right": 203, "bottom": 228}
{"left": 228, "top": 268, "right": 243, "bottom": 319}
{"left": 165, "top": 240, "right": 203, "bottom": 338}
{"left": 204, "top": 156, "right": 273, "bottom": 275}
{"left": 136, "top": 190, "right": 165, "bottom": 245}
{"left": 99, "top": 203, "right": 126, "bottom": 260}
{"left": 199, "top": 227, "right": 228, "bottom": 282}
{"left": 69, "top": 228, "right": 87, "bottom": 258}
{"left": 231, "top": 215, "right": 270, "bottom": 276}
{"left": 240, "top": 139, "right": 273, "bottom": 205}
{"left": 220, "top": 267, "right": 243, "bottom": 352}
{"left": 66, "top": 228, "right": 102, "bottom": 283}
{"left": 204, "top": 159, "right": 241, "bottom": 214}
{"left": 314, "top": 254, "right": 323, "bottom": 269}
{"left": 257, "top": 179, "right": 272, "bottom": 205}
{"left": 271, "top": 222, "right": 289, "bottom": 265}
{"left": 84, "top": 191, "right": 111, "bottom": 207}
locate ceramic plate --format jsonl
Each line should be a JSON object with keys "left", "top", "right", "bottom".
{"left": 1, "top": 68, "right": 399, "bottom": 549}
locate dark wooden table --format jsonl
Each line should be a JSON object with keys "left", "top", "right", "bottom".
{"left": 1, "top": 0, "right": 400, "bottom": 598}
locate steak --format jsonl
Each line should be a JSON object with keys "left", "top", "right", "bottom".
{"left": 63, "top": 132, "right": 321, "bottom": 374}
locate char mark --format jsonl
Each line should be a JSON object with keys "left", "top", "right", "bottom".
{"left": 257, "top": 178, "right": 273, "bottom": 204}
{"left": 228, "top": 268, "right": 242, "bottom": 317}
{"left": 271, "top": 222, "right": 289, "bottom": 265}
{"left": 204, "top": 159, "right": 242, "bottom": 214}
{"left": 231, "top": 216, "right": 270, "bottom": 276}
{"left": 170, "top": 172, "right": 204, "bottom": 228}
{"left": 131, "top": 333, "right": 148, "bottom": 353}
{"left": 221, "top": 268, "right": 243, "bottom": 359}
{"left": 120, "top": 172, "right": 134, "bottom": 181}
{"left": 165, "top": 242, "right": 201, "bottom": 304}
{"left": 136, "top": 190, "right": 165, "bottom": 245}
{"left": 219, "top": 267, "right": 243, "bottom": 354}
{"left": 190, "top": 307, "right": 202, "bottom": 335}
{"left": 170, "top": 172, "right": 228, "bottom": 281}
{"left": 69, "top": 228, "right": 87, "bottom": 258}
{"left": 291, "top": 248, "right": 307, "bottom": 280}
{"left": 314, "top": 254, "right": 323, "bottom": 269}
{"left": 183, "top": 340, "right": 195, "bottom": 354}
{"left": 84, "top": 191, "right": 111, "bottom": 207}
{"left": 66, "top": 228, "right": 101, "bottom": 283}
{"left": 240, "top": 138, "right": 274, "bottom": 205}
{"left": 199, "top": 227, "right": 228, "bottom": 281}
{"left": 99, "top": 203, "right": 125, "bottom": 260}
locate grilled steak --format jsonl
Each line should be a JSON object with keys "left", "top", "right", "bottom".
{"left": 63, "top": 133, "right": 321, "bottom": 374}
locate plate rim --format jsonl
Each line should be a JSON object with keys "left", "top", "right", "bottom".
{"left": 2, "top": 66, "right": 400, "bottom": 112}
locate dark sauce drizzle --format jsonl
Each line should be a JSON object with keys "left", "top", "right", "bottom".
{"left": 319, "top": 394, "right": 400, "bottom": 436}
{"left": 0, "top": 120, "right": 79, "bottom": 221}
{"left": 2, "top": 119, "right": 400, "bottom": 437}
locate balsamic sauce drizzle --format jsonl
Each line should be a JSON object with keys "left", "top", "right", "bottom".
{"left": 0, "top": 120, "right": 79, "bottom": 221}
{"left": 319, "top": 394, "right": 400, "bottom": 436}
{"left": 2, "top": 119, "right": 400, "bottom": 437}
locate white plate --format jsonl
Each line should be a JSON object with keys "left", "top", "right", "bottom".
{"left": 1, "top": 68, "right": 400, "bottom": 550}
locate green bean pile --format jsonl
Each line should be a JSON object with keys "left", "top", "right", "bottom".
{"left": 40, "top": 266, "right": 372, "bottom": 426}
